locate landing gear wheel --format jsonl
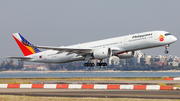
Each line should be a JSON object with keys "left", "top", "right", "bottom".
{"left": 84, "top": 63, "right": 87, "bottom": 67}
{"left": 102, "top": 63, "right": 107, "bottom": 66}
{"left": 90, "top": 63, "right": 95, "bottom": 67}
{"left": 165, "top": 50, "right": 169, "bottom": 54}
{"left": 96, "top": 63, "right": 100, "bottom": 66}
{"left": 96, "top": 63, "right": 107, "bottom": 67}
{"left": 84, "top": 63, "right": 95, "bottom": 67}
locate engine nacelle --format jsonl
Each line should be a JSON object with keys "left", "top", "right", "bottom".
{"left": 93, "top": 48, "right": 112, "bottom": 59}
{"left": 117, "top": 51, "right": 135, "bottom": 59}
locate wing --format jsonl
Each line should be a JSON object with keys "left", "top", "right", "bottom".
{"left": 28, "top": 45, "right": 123, "bottom": 56}
{"left": 30, "top": 45, "right": 93, "bottom": 56}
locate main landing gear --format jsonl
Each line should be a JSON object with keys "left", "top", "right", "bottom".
{"left": 96, "top": 63, "right": 107, "bottom": 66}
{"left": 96, "top": 60, "right": 107, "bottom": 66}
{"left": 84, "top": 63, "right": 95, "bottom": 67}
{"left": 164, "top": 45, "right": 169, "bottom": 54}
{"left": 84, "top": 60, "right": 95, "bottom": 67}
{"left": 84, "top": 60, "right": 107, "bottom": 67}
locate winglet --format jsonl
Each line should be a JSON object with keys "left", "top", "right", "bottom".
{"left": 12, "top": 33, "right": 41, "bottom": 56}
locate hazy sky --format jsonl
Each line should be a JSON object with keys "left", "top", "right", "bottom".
{"left": 1, "top": 0, "right": 180, "bottom": 59}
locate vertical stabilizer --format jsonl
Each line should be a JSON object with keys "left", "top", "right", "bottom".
{"left": 12, "top": 33, "right": 41, "bottom": 56}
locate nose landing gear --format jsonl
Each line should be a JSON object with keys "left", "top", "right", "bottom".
{"left": 164, "top": 45, "right": 169, "bottom": 54}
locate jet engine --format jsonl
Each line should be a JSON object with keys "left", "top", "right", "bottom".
{"left": 93, "top": 48, "right": 112, "bottom": 59}
{"left": 117, "top": 51, "right": 135, "bottom": 59}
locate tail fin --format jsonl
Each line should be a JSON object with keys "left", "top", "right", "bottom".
{"left": 12, "top": 33, "right": 41, "bottom": 56}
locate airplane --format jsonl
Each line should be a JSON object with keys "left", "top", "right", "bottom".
{"left": 8, "top": 31, "right": 177, "bottom": 67}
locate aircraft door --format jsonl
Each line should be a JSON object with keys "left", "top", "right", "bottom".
{"left": 154, "top": 33, "right": 158, "bottom": 40}
{"left": 123, "top": 38, "right": 128, "bottom": 45}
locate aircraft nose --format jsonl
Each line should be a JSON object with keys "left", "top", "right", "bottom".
{"left": 172, "top": 36, "right": 177, "bottom": 42}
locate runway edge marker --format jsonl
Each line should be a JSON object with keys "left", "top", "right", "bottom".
{"left": 0, "top": 84, "right": 179, "bottom": 90}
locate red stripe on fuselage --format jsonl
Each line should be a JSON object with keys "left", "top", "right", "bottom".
{"left": 13, "top": 35, "right": 33, "bottom": 56}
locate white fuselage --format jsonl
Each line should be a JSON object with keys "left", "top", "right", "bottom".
{"left": 25, "top": 31, "right": 177, "bottom": 63}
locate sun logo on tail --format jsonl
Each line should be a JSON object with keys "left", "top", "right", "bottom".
{"left": 158, "top": 35, "right": 165, "bottom": 41}
{"left": 12, "top": 33, "right": 41, "bottom": 56}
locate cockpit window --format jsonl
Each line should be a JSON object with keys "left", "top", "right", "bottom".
{"left": 165, "top": 33, "right": 172, "bottom": 36}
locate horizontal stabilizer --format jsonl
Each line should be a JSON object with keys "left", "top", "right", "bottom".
{"left": 6, "top": 56, "right": 33, "bottom": 60}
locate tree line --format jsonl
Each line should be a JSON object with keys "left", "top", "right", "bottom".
{"left": 1, "top": 59, "right": 180, "bottom": 71}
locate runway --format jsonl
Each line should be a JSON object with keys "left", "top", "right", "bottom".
{"left": 0, "top": 89, "right": 180, "bottom": 99}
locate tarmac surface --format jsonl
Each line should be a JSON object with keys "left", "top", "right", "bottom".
{"left": 0, "top": 88, "right": 180, "bottom": 99}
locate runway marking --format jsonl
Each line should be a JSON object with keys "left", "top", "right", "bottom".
{"left": 107, "top": 85, "right": 120, "bottom": 89}
{"left": 134, "top": 85, "right": 146, "bottom": 90}
{"left": 146, "top": 85, "right": 160, "bottom": 90}
{"left": 20, "top": 84, "right": 32, "bottom": 88}
{"left": 56, "top": 84, "right": 69, "bottom": 89}
{"left": 164, "top": 77, "right": 180, "bottom": 80}
{"left": 0, "top": 84, "right": 179, "bottom": 90}
{"left": 0, "top": 84, "right": 8, "bottom": 88}
{"left": 32, "top": 84, "right": 44, "bottom": 88}
{"left": 7, "top": 84, "right": 20, "bottom": 88}
{"left": 44, "top": 84, "right": 57, "bottom": 89}
{"left": 94, "top": 84, "right": 107, "bottom": 89}
{"left": 120, "top": 85, "right": 134, "bottom": 90}
{"left": 69, "top": 84, "right": 82, "bottom": 89}
{"left": 81, "top": 84, "right": 94, "bottom": 89}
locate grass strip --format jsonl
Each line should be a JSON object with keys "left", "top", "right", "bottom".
{"left": 0, "top": 95, "right": 180, "bottom": 101}
{"left": 0, "top": 77, "right": 163, "bottom": 84}
{"left": 0, "top": 77, "right": 163, "bottom": 81}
